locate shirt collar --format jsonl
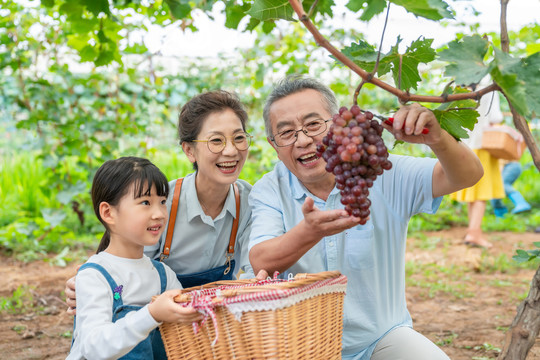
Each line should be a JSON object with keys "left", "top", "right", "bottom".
{"left": 282, "top": 162, "right": 340, "bottom": 202}
{"left": 183, "top": 173, "right": 237, "bottom": 222}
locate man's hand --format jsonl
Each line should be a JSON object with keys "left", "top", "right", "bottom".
{"left": 300, "top": 197, "right": 360, "bottom": 239}
{"left": 383, "top": 103, "right": 442, "bottom": 145}
{"left": 250, "top": 198, "right": 360, "bottom": 275}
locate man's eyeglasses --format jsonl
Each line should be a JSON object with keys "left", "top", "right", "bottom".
{"left": 192, "top": 132, "right": 252, "bottom": 154}
{"left": 269, "top": 119, "right": 330, "bottom": 147}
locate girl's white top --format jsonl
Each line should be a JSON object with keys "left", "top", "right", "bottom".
{"left": 67, "top": 252, "right": 181, "bottom": 360}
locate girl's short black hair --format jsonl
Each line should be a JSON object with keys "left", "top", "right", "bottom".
{"left": 92, "top": 156, "right": 169, "bottom": 253}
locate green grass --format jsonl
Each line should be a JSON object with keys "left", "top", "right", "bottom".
{"left": 0, "top": 285, "right": 35, "bottom": 315}
{"left": 405, "top": 261, "right": 475, "bottom": 299}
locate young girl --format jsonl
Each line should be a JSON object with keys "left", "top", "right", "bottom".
{"left": 67, "top": 157, "right": 200, "bottom": 360}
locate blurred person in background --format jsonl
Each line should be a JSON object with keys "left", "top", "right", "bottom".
{"left": 450, "top": 81, "right": 505, "bottom": 248}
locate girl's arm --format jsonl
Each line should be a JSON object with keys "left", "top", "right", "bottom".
{"left": 73, "top": 271, "right": 160, "bottom": 360}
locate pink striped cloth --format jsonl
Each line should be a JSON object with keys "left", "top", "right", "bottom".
{"left": 183, "top": 272, "right": 348, "bottom": 346}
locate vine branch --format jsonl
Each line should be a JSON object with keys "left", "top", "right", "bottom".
{"left": 496, "top": 0, "right": 539, "bottom": 171}
{"left": 289, "top": 0, "right": 500, "bottom": 104}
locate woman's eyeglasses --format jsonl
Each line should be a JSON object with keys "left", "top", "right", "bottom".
{"left": 192, "top": 132, "right": 252, "bottom": 154}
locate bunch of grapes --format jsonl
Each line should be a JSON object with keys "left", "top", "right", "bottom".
{"left": 316, "top": 105, "right": 392, "bottom": 224}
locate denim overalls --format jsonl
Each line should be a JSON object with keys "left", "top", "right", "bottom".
{"left": 159, "top": 178, "right": 240, "bottom": 289}
{"left": 72, "top": 260, "right": 168, "bottom": 359}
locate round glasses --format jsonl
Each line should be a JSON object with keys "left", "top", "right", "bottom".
{"left": 192, "top": 132, "right": 252, "bottom": 154}
{"left": 269, "top": 119, "right": 330, "bottom": 147}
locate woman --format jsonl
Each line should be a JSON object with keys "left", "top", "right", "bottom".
{"left": 66, "top": 90, "right": 264, "bottom": 313}
{"left": 450, "top": 85, "right": 505, "bottom": 248}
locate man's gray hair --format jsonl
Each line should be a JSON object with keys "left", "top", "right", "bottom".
{"left": 263, "top": 75, "right": 339, "bottom": 138}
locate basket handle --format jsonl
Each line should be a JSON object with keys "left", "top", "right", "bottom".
{"left": 173, "top": 271, "right": 343, "bottom": 302}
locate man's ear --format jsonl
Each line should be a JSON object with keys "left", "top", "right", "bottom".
{"left": 182, "top": 142, "right": 197, "bottom": 164}
{"left": 99, "top": 202, "right": 115, "bottom": 226}
{"left": 267, "top": 137, "right": 277, "bottom": 151}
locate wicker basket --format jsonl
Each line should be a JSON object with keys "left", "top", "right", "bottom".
{"left": 160, "top": 271, "right": 347, "bottom": 360}
{"left": 482, "top": 130, "right": 525, "bottom": 160}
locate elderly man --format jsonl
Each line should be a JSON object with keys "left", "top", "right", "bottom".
{"left": 248, "top": 75, "right": 483, "bottom": 360}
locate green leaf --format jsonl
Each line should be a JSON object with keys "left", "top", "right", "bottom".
{"left": 490, "top": 48, "right": 529, "bottom": 117}
{"left": 305, "top": 0, "right": 335, "bottom": 17}
{"left": 360, "top": 0, "right": 387, "bottom": 20}
{"left": 389, "top": 37, "right": 436, "bottom": 90}
{"left": 70, "top": 18, "right": 99, "bottom": 34}
{"left": 439, "top": 35, "right": 489, "bottom": 86}
{"left": 516, "top": 52, "right": 540, "bottom": 117}
{"left": 67, "top": 34, "right": 91, "bottom": 51}
{"left": 433, "top": 108, "right": 478, "bottom": 140}
{"left": 165, "top": 0, "right": 192, "bottom": 20}
{"left": 58, "top": 2, "right": 84, "bottom": 16}
{"left": 123, "top": 43, "right": 148, "bottom": 55}
{"left": 94, "top": 50, "right": 115, "bottom": 66}
{"left": 81, "top": 0, "right": 111, "bottom": 16}
{"left": 41, "top": 209, "right": 67, "bottom": 228}
{"left": 339, "top": 40, "right": 380, "bottom": 72}
{"left": 346, "top": 0, "right": 387, "bottom": 21}
{"left": 391, "top": 0, "right": 454, "bottom": 21}
{"left": 248, "top": 0, "right": 294, "bottom": 21}
{"left": 534, "top": 242, "right": 540, "bottom": 248}
{"left": 244, "top": 17, "right": 261, "bottom": 31}
{"left": 79, "top": 45, "right": 98, "bottom": 62}
{"left": 41, "top": 0, "right": 55, "bottom": 7}
{"left": 225, "top": 3, "right": 251, "bottom": 29}
{"left": 340, "top": 37, "right": 435, "bottom": 90}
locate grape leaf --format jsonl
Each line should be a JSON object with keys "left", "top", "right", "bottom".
{"left": 311, "top": 0, "right": 335, "bottom": 17}
{"left": 81, "top": 0, "right": 111, "bottom": 16}
{"left": 79, "top": 45, "right": 98, "bottom": 62}
{"left": 245, "top": 17, "right": 261, "bottom": 31}
{"left": 165, "top": 0, "right": 192, "bottom": 20}
{"left": 248, "top": 0, "right": 334, "bottom": 21}
{"left": 338, "top": 40, "right": 380, "bottom": 72}
{"left": 490, "top": 48, "right": 529, "bottom": 117}
{"left": 338, "top": 37, "right": 435, "bottom": 90}
{"left": 225, "top": 3, "right": 251, "bottom": 29}
{"left": 439, "top": 35, "right": 489, "bottom": 86}
{"left": 248, "top": 0, "right": 296, "bottom": 21}
{"left": 346, "top": 0, "right": 387, "bottom": 21}
{"left": 387, "top": 37, "right": 436, "bottom": 90}
{"left": 391, "top": 0, "right": 454, "bottom": 21}
{"left": 433, "top": 108, "right": 478, "bottom": 140}
{"left": 516, "top": 52, "right": 540, "bottom": 117}
{"left": 95, "top": 50, "right": 115, "bottom": 67}
{"left": 42, "top": 0, "right": 55, "bottom": 7}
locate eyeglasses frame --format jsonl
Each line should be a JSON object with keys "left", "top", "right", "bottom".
{"left": 269, "top": 119, "right": 331, "bottom": 147}
{"left": 191, "top": 132, "right": 252, "bottom": 154}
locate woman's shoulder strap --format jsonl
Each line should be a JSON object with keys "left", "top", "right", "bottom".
{"left": 160, "top": 178, "right": 183, "bottom": 261}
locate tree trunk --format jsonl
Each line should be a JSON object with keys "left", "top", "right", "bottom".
{"left": 499, "top": 264, "right": 540, "bottom": 359}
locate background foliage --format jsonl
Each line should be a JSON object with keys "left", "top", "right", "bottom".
{"left": 1, "top": 0, "right": 539, "bottom": 262}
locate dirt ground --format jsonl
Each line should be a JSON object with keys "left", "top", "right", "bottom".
{"left": 1, "top": 227, "right": 539, "bottom": 360}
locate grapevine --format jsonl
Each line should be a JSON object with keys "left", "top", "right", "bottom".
{"left": 316, "top": 105, "right": 392, "bottom": 224}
